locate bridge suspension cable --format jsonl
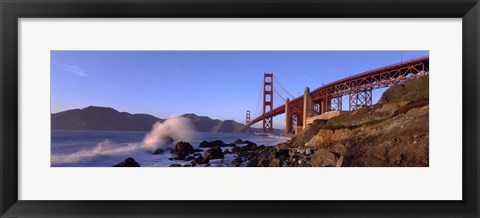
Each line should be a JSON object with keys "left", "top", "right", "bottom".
{"left": 273, "top": 75, "right": 294, "bottom": 99}
{"left": 273, "top": 87, "right": 301, "bottom": 112}
{"left": 253, "top": 80, "right": 264, "bottom": 118}
{"left": 273, "top": 87, "right": 286, "bottom": 102}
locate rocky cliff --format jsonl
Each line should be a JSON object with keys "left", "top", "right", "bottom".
{"left": 285, "top": 76, "right": 429, "bottom": 167}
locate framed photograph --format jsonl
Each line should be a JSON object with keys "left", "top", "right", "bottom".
{"left": 1, "top": 0, "right": 478, "bottom": 217}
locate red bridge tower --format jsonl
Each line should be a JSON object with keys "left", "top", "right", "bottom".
{"left": 262, "top": 73, "right": 273, "bottom": 134}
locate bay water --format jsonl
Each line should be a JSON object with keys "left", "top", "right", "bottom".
{"left": 51, "top": 130, "right": 289, "bottom": 167}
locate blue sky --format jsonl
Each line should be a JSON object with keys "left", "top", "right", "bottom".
{"left": 51, "top": 50, "right": 428, "bottom": 129}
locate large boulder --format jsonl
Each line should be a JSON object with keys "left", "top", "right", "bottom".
{"left": 170, "top": 141, "right": 195, "bottom": 160}
{"left": 199, "top": 140, "right": 234, "bottom": 148}
{"left": 233, "top": 139, "right": 246, "bottom": 144}
{"left": 191, "top": 155, "right": 209, "bottom": 165}
{"left": 234, "top": 139, "right": 256, "bottom": 145}
{"left": 113, "top": 157, "right": 140, "bottom": 167}
{"left": 242, "top": 142, "right": 257, "bottom": 151}
{"left": 199, "top": 141, "right": 211, "bottom": 148}
{"left": 204, "top": 147, "right": 225, "bottom": 160}
{"left": 232, "top": 157, "right": 243, "bottom": 167}
{"left": 275, "top": 143, "right": 290, "bottom": 158}
{"left": 269, "top": 158, "right": 281, "bottom": 167}
{"left": 310, "top": 149, "right": 337, "bottom": 167}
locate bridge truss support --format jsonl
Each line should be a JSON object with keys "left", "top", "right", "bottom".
{"left": 284, "top": 98, "right": 289, "bottom": 135}
{"left": 262, "top": 73, "right": 274, "bottom": 134}
{"left": 313, "top": 100, "right": 321, "bottom": 116}
{"left": 321, "top": 96, "right": 331, "bottom": 114}
{"left": 349, "top": 87, "right": 372, "bottom": 111}
{"left": 330, "top": 95, "right": 342, "bottom": 111}
{"left": 303, "top": 87, "right": 312, "bottom": 130}
{"left": 285, "top": 97, "right": 304, "bottom": 135}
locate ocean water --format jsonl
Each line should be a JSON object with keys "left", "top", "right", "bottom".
{"left": 51, "top": 130, "right": 289, "bottom": 167}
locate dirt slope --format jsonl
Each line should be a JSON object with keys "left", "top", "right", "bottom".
{"left": 287, "top": 76, "right": 429, "bottom": 167}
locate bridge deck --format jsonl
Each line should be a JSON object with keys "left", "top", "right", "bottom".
{"left": 247, "top": 56, "right": 429, "bottom": 127}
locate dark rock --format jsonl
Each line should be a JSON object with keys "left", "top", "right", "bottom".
{"left": 275, "top": 148, "right": 289, "bottom": 158}
{"left": 199, "top": 140, "right": 234, "bottom": 148}
{"left": 169, "top": 164, "right": 182, "bottom": 167}
{"left": 244, "top": 143, "right": 257, "bottom": 150}
{"left": 234, "top": 139, "right": 245, "bottom": 144}
{"left": 185, "top": 156, "right": 195, "bottom": 161}
{"left": 194, "top": 148, "right": 203, "bottom": 152}
{"left": 172, "top": 141, "right": 195, "bottom": 154}
{"left": 232, "top": 157, "right": 243, "bottom": 166}
{"left": 204, "top": 147, "right": 225, "bottom": 160}
{"left": 269, "top": 158, "right": 281, "bottom": 167}
{"left": 233, "top": 139, "right": 256, "bottom": 145}
{"left": 211, "top": 140, "right": 227, "bottom": 147}
{"left": 223, "top": 149, "right": 231, "bottom": 154}
{"left": 288, "top": 149, "right": 296, "bottom": 157}
{"left": 113, "top": 157, "right": 140, "bottom": 167}
{"left": 205, "top": 163, "right": 211, "bottom": 167}
{"left": 170, "top": 141, "right": 194, "bottom": 160}
{"left": 258, "top": 150, "right": 276, "bottom": 167}
{"left": 153, "top": 148, "right": 165, "bottom": 155}
{"left": 173, "top": 153, "right": 186, "bottom": 160}
{"left": 199, "top": 141, "right": 211, "bottom": 148}
{"left": 192, "top": 156, "right": 209, "bottom": 165}
{"left": 233, "top": 143, "right": 258, "bottom": 154}
{"left": 183, "top": 164, "right": 193, "bottom": 167}
{"left": 232, "top": 146, "right": 241, "bottom": 154}
{"left": 275, "top": 142, "right": 289, "bottom": 152}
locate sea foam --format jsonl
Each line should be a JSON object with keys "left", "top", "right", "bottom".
{"left": 51, "top": 117, "right": 195, "bottom": 165}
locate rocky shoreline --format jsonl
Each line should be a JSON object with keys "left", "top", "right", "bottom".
{"left": 113, "top": 138, "right": 330, "bottom": 167}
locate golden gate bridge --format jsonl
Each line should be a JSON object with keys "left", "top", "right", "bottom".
{"left": 245, "top": 56, "right": 429, "bottom": 135}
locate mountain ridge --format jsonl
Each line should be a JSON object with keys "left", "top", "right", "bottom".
{"left": 51, "top": 106, "right": 282, "bottom": 133}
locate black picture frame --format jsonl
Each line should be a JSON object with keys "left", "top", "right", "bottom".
{"left": 1, "top": 0, "right": 479, "bottom": 217}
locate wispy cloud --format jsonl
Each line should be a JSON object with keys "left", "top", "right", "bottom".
{"left": 63, "top": 64, "right": 87, "bottom": 77}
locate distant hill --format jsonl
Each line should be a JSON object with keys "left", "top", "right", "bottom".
{"left": 181, "top": 113, "right": 223, "bottom": 132}
{"left": 51, "top": 106, "right": 163, "bottom": 131}
{"left": 181, "top": 114, "right": 247, "bottom": 133}
{"left": 51, "top": 106, "right": 283, "bottom": 133}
